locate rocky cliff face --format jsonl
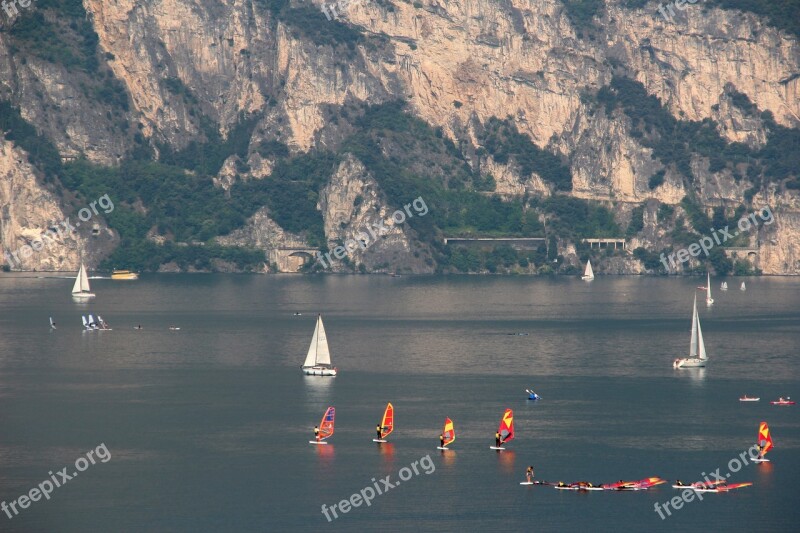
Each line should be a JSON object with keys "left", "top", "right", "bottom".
{"left": 0, "top": 0, "right": 798, "bottom": 273}
{"left": 317, "top": 154, "right": 434, "bottom": 273}
{"left": 0, "top": 138, "right": 114, "bottom": 270}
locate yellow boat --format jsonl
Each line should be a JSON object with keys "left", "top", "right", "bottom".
{"left": 111, "top": 270, "right": 139, "bottom": 280}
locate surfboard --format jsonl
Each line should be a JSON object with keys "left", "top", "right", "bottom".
{"left": 436, "top": 446, "right": 450, "bottom": 450}
{"left": 309, "top": 441, "right": 328, "bottom": 445}
{"left": 489, "top": 446, "right": 505, "bottom": 450}
{"left": 373, "top": 439, "right": 388, "bottom": 443}
{"left": 519, "top": 482, "right": 534, "bottom": 485}
{"left": 752, "top": 457, "right": 770, "bottom": 463}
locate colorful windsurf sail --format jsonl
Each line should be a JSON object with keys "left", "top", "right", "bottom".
{"left": 498, "top": 409, "right": 514, "bottom": 443}
{"left": 319, "top": 406, "right": 335, "bottom": 440}
{"left": 442, "top": 418, "right": 455, "bottom": 447}
{"left": 380, "top": 403, "right": 394, "bottom": 439}
{"left": 758, "top": 421, "right": 773, "bottom": 456}
{"left": 637, "top": 477, "right": 667, "bottom": 488}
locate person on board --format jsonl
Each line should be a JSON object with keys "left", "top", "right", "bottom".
{"left": 439, "top": 434, "right": 445, "bottom": 448}
{"left": 526, "top": 466, "right": 534, "bottom": 483}
{"left": 376, "top": 425, "right": 383, "bottom": 440}
{"left": 495, "top": 432, "right": 502, "bottom": 447}
{"left": 755, "top": 444, "right": 765, "bottom": 460}
{"left": 314, "top": 425, "right": 320, "bottom": 442}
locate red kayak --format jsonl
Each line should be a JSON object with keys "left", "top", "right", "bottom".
{"left": 771, "top": 399, "right": 795, "bottom": 405}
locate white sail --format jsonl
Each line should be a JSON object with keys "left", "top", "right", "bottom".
{"left": 697, "top": 310, "right": 707, "bottom": 360}
{"left": 72, "top": 265, "right": 84, "bottom": 293}
{"left": 706, "top": 273, "right": 713, "bottom": 305}
{"left": 303, "top": 315, "right": 332, "bottom": 367}
{"left": 689, "top": 295, "right": 707, "bottom": 361}
{"left": 582, "top": 260, "right": 594, "bottom": 280}
{"left": 741, "top": 282, "right": 746, "bottom": 291}
{"left": 82, "top": 315, "right": 88, "bottom": 327}
{"left": 314, "top": 316, "right": 331, "bottom": 366}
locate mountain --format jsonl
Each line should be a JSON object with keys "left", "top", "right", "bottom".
{"left": 1, "top": 0, "right": 798, "bottom": 274}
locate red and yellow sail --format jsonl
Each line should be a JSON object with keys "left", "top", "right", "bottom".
{"left": 498, "top": 408, "right": 514, "bottom": 443}
{"left": 319, "top": 406, "right": 335, "bottom": 440}
{"left": 758, "top": 421, "right": 773, "bottom": 456}
{"left": 380, "top": 403, "right": 394, "bottom": 439}
{"left": 442, "top": 417, "right": 455, "bottom": 446}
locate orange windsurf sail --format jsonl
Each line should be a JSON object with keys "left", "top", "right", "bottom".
{"left": 442, "top": 417, "right": 455, "bottom": 446}
{"left": 758, "top": 421, "right": 773, "bottom": 456}
{"left": 380, "top": 403, "right": 394, "bottom": 439}
{"left": 319, "top": 406, "right": 335, "bottom": 440}
{"left": 498, "top": 409, "right": 514, "bottom": 443}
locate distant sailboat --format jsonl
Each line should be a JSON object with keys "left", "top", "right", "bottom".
{"left": 437, "top": 417, "right": 455, "bottom": 450}
{"left": 49, "top": 317, "right": 56, "bottom": 330}
{"left": 741, "top": 281, "right": 746, "bottom": 291}
{"left": 309, "top": 406, "right": 335, "bottom": 445}
{"left": 373, "top": 402, "right": 394, "bottom": 443}
{"left": 301, "top": 314, "right": 337, "bottom": 376}
{"left": 673, "top": 294, "right": 708, "bottom": 368}
{"left": 581, "top": 259, "right": 594, "bottom": 281}
{"left": 71, "top": 263, "right": 95, "bottom": 299}
{"left": 705, "top": 273, "right": 714, "bottom": 306}
{"left": 720, "top": 282, "right": 728, "bottom": 291}
{"left": 490, "top": 409, "right": 514, "bottom": 450}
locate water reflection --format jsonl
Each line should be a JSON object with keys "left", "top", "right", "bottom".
{"left": 497, "top": 449, "right": 516, "bottom": 474}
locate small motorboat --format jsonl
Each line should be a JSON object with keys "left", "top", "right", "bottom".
{"left": 739, "top": 395, "right": 760, "bottom": 402}
{"left": 770, "top": 397, "right": 795, "bottom": 406}
{"left": 525, "top": 389, "right": 541, "bottom": 400}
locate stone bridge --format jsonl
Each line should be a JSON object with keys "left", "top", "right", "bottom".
{"left": 269, "top": 247, "right": 318, "bottom": 272}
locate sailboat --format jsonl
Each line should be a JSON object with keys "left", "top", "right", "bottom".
{"left": 373, "top": 402, "right": 394, "bottom": 443}
{"left": 673, "top": 294, "right": 708, "bottom": 368}
{"left": 489, "top": 408, "right": 514, "bottom": 450}
{"left": 705, "top": 273, "right": 714, "bottom": 306}
{"left": 741, "top": 281, "right": 747, "bottom": 291}
{"left": 437, "top": 417, "right": 455, "bottom": 450}
{"left": 581, "top": 259, "right": 594, "bottom": 281}
{"left": 301, "top": 314, "right": 337, "bottom": 376}
{"left": 49, "top": 317, "right": 56, "bottom": 330}
{"left": 309, "top": 406, "right": 335, "bottom": 445}
{"left": 71, "top": 263, "right": 95, "bottom": 299}
{"left": 753, "top": 421, "right": 773, "bottom": 463}
{"left": 720, "top": 281, "right": 728, "bottom": 291}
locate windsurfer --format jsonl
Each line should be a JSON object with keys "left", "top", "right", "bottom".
{"left": 526, "top": 466, "right": 534, "bottom": 483}
{"left": 376, "top": 425, "right": 383, "bottom": 440}
{"left": 314, "top": 425, "right": 320, "bottom": 442}
{"left": 495, "top": 432, "right": 502, "bottom": 447}
{"left": 439, "top": 434, "right": 445, "bottom": 448}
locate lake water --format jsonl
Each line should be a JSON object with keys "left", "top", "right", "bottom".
{"left": 0, "top": 274, "right": 798, "bottom": 531}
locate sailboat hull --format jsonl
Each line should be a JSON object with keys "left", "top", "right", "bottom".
{"left": 581, "top": 276, "right": 594, "bottom": 281}
{"left": 72, "top": 292, "right": 96, "bottom": 299}
{"left": 302, "top": 366, "right": 337, "bottom": 376}
{"left": 673, "top": 358, "right": 706, "bottom": 368}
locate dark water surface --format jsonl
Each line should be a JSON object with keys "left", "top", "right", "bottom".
{"left": 1, "top": 274, "right": 798, "bottom": 532}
